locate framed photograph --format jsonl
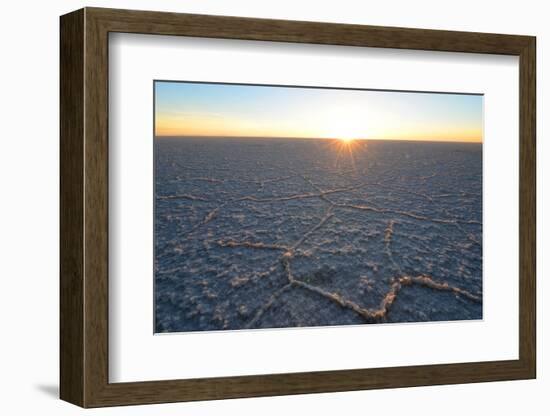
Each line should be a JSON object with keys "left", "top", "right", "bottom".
{"left": 60, "top": 7, "right": 536, "bottom": 407}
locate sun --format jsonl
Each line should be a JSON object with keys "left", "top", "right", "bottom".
{"left": 339, "top": 137, "right": 354, "bottom": 144}
{"left": 327, "top": 136, "right": 364, "bottom": 173}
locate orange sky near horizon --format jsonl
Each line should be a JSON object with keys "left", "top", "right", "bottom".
{"left": 155, "top": 82, "right": 483, "bottom": 143}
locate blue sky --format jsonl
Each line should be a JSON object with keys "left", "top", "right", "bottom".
{"left": 155, "top": 81, "right": 483, "bottom": 142}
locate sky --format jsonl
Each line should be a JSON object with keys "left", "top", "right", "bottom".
{"left": 154, "top": 81, "right": 483, "bottom": 143}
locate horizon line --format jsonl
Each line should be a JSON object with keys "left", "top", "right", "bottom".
{"left": 154, "top": 135, "right": 482, "bottom": 144}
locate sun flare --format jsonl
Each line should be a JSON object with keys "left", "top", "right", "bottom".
{"left": 327, "top": 136, "right": 366, "bottom": 173}
{"left": 339, "top": 137, "right": 354, "bottom": 143}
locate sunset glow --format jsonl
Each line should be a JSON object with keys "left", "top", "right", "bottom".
{"left": 155, "top": 81, "right": 483, "bottom": 143}
{"left": 339, "top": 137, "right": 354, "bottom": 143}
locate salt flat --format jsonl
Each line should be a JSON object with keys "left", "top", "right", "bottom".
{"left": 154, "top": 137, "right": 482, "bottom": 332}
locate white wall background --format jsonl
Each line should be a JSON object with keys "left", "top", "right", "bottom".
{"left": 0, "top": 0, "right": 545, "bottom": 414}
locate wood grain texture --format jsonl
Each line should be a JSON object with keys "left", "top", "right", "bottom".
{"left": 88, "top": 7, "right": 532, "bottom": 54}
{"left": 83, "top": 10, "right": 110, "bottom": 406}
{"left": 518, "top": 38, "right": 536, "bottom": 376}
{"left": 59, "top": 7, "right": 537, "bottom": 408}
{"left": 59, "top": 8, "right": 84, "bottom": 407}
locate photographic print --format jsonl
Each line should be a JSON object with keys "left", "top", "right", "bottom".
{"left": 154, "top": 81, "right": 483, "bottom": 333}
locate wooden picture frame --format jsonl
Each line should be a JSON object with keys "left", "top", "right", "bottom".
{"left": 60, "top": 7, "right": 536, "bottom": 408}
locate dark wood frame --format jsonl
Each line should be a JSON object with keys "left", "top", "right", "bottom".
{"left": 60, "top": 7, "right": 536, "bottom": 408}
